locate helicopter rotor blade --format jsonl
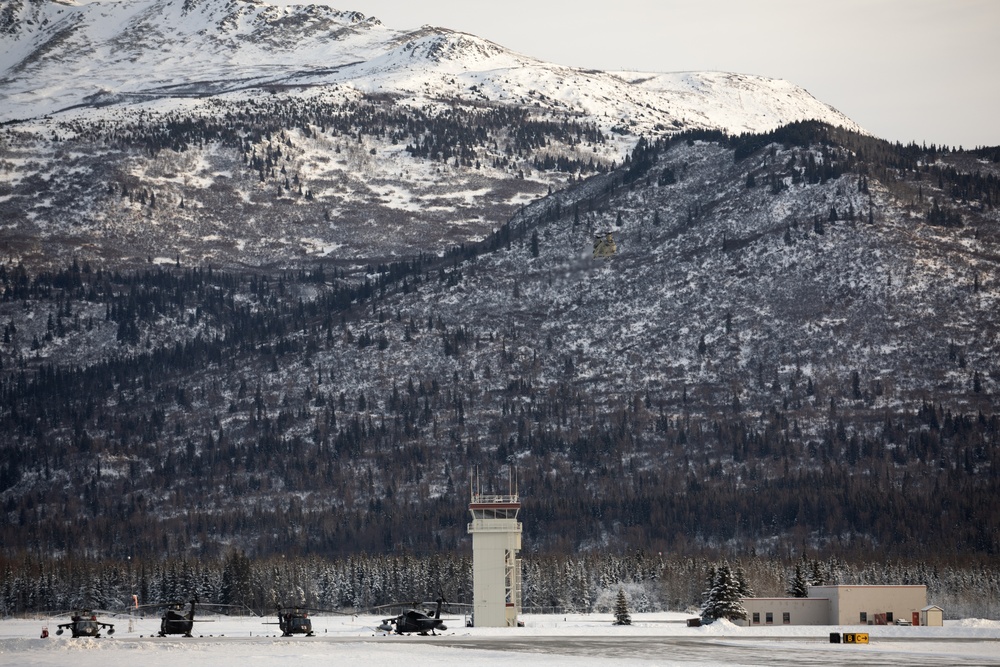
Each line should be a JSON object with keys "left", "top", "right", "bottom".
{"left": 274, "top": 605, "right": 355, "bottom": 616}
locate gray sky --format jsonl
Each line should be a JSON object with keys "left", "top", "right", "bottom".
{"left": 315, "top": 0, "right": 998, "bottom": 149}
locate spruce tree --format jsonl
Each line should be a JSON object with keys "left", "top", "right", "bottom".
{"left": 701, "top": 563, "right": 747, "bottom": 622}
{"left": 734, "top": 565, "right": 753, "bottom": 599}
{"left": 787, "top": 564, "right": 808, "bottom": 598}
{"left": 808, "top": 559, "right": 824, "bottom": 586}
{"left": 613, "top": 588, "right": 631, "bottom": 625}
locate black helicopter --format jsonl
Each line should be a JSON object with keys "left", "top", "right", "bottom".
{"left": 157, "top": 597, "right": 203, "bottom": 637}
{"left": 134, "top": 596, "right": 205, "bottom": 637}
{"left": 265, "top": 603, "right": 355, "bottom": 636}
{"left": 378, "top": 598, "right": 451, "bottom": 635}
{"left": 270, "top": 606, "right": 316, "bottom": 637}
{"left": 55, "top": 611, "right": 115, "bottom": 638}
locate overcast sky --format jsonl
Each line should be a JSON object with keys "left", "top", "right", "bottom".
{"left": 305, "top": 0, "right": 998, "bottom": 149}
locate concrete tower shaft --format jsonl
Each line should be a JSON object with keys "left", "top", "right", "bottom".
{"left": 468, "top": 492, "right": 522, "bottom": 627}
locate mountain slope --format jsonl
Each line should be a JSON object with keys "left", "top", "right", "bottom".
{"left": 0, "top": 0, "right": 386, "bottom": 113}
{"left": 1, "top": 124, "right": 998, "bottom": 559}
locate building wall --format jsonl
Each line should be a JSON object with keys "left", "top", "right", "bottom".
{"left": 809, "top": 585, "right": 927, "bottom": 625}
{"left": 470, "top": 529, "right": 521, "bottom": 627}
{"left": 741, "top": 585, "right": 933, "bottom": 626}
{"left": 738, "top": 598, "right": 830, "bottom": 626}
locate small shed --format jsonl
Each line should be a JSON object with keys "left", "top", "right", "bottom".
{"left": 920, "top": 605, "right": 944, "bottom": 627}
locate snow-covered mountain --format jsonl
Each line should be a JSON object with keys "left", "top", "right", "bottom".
{"left": 0, "top": 0, "right": 860, "bottom": 136}
{"left": 0, "top": 0, "right": 866, "bottom": 271}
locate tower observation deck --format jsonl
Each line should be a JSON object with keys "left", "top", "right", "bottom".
{"left": 467, "top": 491, "right": 522, "bottom": 627}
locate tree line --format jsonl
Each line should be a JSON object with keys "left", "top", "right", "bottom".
{"left": 1, "top": 552, "right": 996, "bottom": 620}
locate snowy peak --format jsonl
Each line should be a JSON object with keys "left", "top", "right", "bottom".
{"left": 0, "top": 0, "right": 382, "bottom": 55}
{"left": 614, "top": 70, "right": 857, "bottom": 136}
{"left": 394, "top": 27, "right": 513, "bottom": 64}
{"left": 0, "top": 0, "right": 395, "bottom": 118}
{"left": 0, "top": 0, "right": 864, "bottom": 138}
{"left": 172, "top": 0, "right": 379, "bottom": 39}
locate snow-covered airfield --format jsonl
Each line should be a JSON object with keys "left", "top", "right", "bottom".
{"left": 2, "top": 612, "right": 999, "bottom": 666}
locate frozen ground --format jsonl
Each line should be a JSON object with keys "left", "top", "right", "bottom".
{"left": 1, "top": 612, "right": 999, "bottom": 666}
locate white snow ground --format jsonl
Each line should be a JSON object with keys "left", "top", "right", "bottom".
{"left": 1, "top": 613, "right": 998, "bottom": 666}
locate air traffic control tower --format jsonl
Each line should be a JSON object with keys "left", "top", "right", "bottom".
{"left": 467, "top": 486, "right": 522, "bottom": 627}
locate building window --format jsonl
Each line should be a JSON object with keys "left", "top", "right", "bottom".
{"left": 783, "top": 612, "right": 791, "bottom": 624}
{"left": 860, "top": 612, "right": 867, "bottom": 623}
{"left": 752, "top": 612, "right": 759, "bottom": 624}
{"left": 886, "top": 612, "right": 894, "bottom": 623}
{"left": 765, "top": 612, "right": 773, "bottom": 625}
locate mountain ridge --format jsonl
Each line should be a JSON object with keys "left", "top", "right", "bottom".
{"left": 0, "top": 0, "right": 860, "bottom": 137}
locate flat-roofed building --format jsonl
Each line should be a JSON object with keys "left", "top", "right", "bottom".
{"left": 738, "top": 585, "right": 933, "bottom": 627}
{"left": 811, "top": 585, "right": 926, "bottom": 626}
